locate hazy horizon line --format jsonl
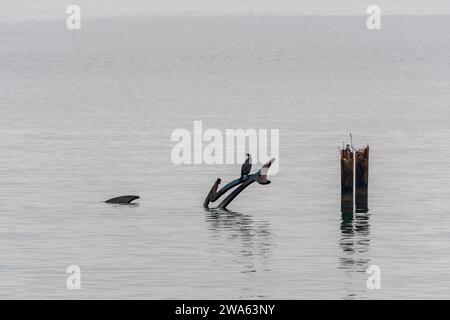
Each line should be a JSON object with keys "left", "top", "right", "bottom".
{"left": 2, "top": 12, "right": 449, "bottom": 24}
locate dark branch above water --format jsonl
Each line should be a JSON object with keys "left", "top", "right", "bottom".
{"left": 203, "top": 158, "right": 275, "bottom": 209}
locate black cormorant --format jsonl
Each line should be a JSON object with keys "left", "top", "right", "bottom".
{"left": 240, "top": 154, "right": 252, "bottom": 181}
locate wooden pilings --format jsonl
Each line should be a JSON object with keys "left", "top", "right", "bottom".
{"left": 355, "top": 146, "right": 369, "bottom": 212}
{"left": 340, "top": 145, "right": 354, "bottom": 213}
{"left": 340, "top": 143, "right": 369, "bottom": 214}
{"left": 355, "top": 146, "right": 369, "bottom": 213}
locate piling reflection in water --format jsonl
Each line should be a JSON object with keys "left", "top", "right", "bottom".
{"left": 205, "top": 209, "right": 273, "bottom": 275}
{"left": 339, "top": 212, "right": 370, "bottom": 270}
{"left": 339, "top": 212, "right": 371, "bottom": 299}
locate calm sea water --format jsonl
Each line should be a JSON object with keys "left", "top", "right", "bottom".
{"left": 1, "top": 16, "right": 450, "bottom": 299}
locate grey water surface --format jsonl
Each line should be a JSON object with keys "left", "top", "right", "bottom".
{"left": 1, "top": 16, "right": 450, "bottom": 299}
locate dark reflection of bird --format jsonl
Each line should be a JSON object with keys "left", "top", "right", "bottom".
{"left": 240, "top": 154, "right": 252, "bottom": 181}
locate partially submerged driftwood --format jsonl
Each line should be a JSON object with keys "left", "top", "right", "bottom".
{"left": 105, "top": 195, "right": 140, "bottom": 204}
{"left": 203, "top": 158, "right": 275, "bottom": 209}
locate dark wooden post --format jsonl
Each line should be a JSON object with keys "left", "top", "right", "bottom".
{"left": 340, "top": 145, "right": 354, "bottom": 213}
{"left": 355, "top": 146, "right": 369, "bottom": 213}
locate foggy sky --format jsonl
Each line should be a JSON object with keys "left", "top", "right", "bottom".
{"left": 1, "top": 0, "right": 449, "bottom": 22}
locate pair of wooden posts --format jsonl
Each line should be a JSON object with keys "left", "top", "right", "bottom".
{"left": 340, "top": 145, "right": 369, "bottom": 214}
